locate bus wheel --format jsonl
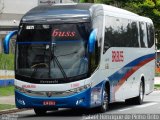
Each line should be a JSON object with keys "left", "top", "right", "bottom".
{"left": 97, "top": 87, "right": 109, "bottom": 113}
{"left": 125, "top": 80, "right": 144, "bottom": 105}
{"left": 34, "top": 108, "right": 47, "bottom": 116}
{"left": 134, "top": 80, "right": 144, "bottom": 104}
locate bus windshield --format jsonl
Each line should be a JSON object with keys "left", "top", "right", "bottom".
{"left": 16, "top": 23, "right": 90, "bottom": 83}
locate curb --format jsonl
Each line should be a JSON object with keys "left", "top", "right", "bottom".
{"left": 0, "top": 108, "right": 31, "bottom": 115}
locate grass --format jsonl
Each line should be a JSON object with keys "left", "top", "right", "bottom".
{"left": 155, "top": 84, "right": 160, "bottom": 89}
{"left": 0, "top": 53, "right": 14, "bottom": 70}
{"left": 0, "top": 86, "right": 14, "bottom": 96}
{"left": 0, "top": 104, "right": 15, "bottom": 110}
{"left": 155, "top": 72, "right": 160, "bottom": 77}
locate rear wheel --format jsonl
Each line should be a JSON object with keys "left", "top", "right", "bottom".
{"left": 97, "top": 87, "right": 109, "bottom": 113}
{"left": 125, "top": 80, "right": 144, "bottom": 105}
{"left": 134, "top": 80, "right": 144, "bottom": 104}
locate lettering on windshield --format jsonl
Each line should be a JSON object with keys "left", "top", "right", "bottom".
{"left": 52, "top": 29, "right": 76, "bottom": 37}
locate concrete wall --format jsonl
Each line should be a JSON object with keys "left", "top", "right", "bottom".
{"left": 3, "top": 0, "right": 38, "bottom": 14}
{"left": 0, "top": 70, "right": 14, "bottom": 86}
{"left": 0, "top": 0, "right": 4, "bottom": 13}
{"left": 2, "top": 0, "right": 76, "bottom": 14}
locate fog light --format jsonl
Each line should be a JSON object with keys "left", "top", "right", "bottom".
{"left": 76, "top": 100, "right": 79, "bottom": 105}
{"left": 76, "top": 99, "right": 84, "bottom": 105}
{"left": 79, "top": 99, "right": 84, "bottom": 104}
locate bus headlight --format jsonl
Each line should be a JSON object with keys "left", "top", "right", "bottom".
{"left": 66, "top": 84, "right": 91, "bottom": 94}
{"left": 15, "top": 83, "right": 91, "bottom": 97}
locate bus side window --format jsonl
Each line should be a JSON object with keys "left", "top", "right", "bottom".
{"left": 147, "top": 23, "right": 154, "bottom": 48}
{"left": 139, "top": 22, "right": 148, "bottom": 48}
{"left": 130, "top": 21, "right": 139, "bottom": 47}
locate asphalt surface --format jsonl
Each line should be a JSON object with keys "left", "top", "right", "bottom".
{"left": 1, "top": 91, "right": 159, "bottom": 120}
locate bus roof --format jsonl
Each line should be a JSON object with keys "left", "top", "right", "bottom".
{"left": 22, "top": 3, "right": 93, "bottom": 23}
{"left": 21, "top": 3, "right": 152, "bottom": 24}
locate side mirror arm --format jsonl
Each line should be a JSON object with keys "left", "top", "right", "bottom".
{"left": 4, "top": 30, "right": 18, "bottom": 54}
{"left": 88, "top": 29, "right": 97, "bottom": 53}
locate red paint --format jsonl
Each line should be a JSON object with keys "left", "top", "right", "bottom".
{"left": 115, "top": 57, "right": 154, "bottom": 92}
{"left": 22, "top": 85, "right": 36, "bottom": 88}
{"left": 52, "top": 29, "right": 76, "bottom": 37}
{"left": 112, "top": 51, "right": 124, "bottom": 62}
{"left": 71, "top": 83, "right": 80, "bottom": 88}
{"left": 43, "top": 101, "right": 56, "bottom": 106}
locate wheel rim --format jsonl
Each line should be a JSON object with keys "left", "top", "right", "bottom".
{"left": 140, "top": 83, "right": 144, "bottom": 101}
{"left": 102, "top": 89, "right": 108, "bottom": 110}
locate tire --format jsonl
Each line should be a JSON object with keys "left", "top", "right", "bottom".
{"left": 97, "top": 87, "right": 109, "bottom": 113}
{"left": 125, "top": 80, "right": 144, "bottom": 105}
{"left": 134, "top": 81, "right": 144, "bottom": 105}
{"left": 34, "top": 108, "right": 47, "bottom": 116}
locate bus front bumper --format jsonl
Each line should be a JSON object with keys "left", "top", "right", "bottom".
{"left": 15, "top": 88, "right": 91, "bottom": 109}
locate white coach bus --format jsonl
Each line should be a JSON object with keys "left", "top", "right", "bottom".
{"left": 4, "top": 3, "right": 155, "bottom": 115}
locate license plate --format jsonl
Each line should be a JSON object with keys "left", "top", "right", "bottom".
{"left": 43, "top": 101, "right": 56, "bottom": 106}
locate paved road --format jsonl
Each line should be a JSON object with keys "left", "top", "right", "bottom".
{"left": 2, "top": 91, "right": 159, "bottom": 120}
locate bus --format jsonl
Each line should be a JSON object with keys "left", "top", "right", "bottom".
{"left": 4, "top": 3, "right": 155, "bottom": 115}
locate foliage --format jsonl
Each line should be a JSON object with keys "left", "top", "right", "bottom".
{"left": 0, "top": 104, "right": 15, "bottom": 110}
{"left": 0, "top": 53, "right": 14, "bottom": 70}
{"left": 154, "top": 84, "right": 160, "bottom": 90}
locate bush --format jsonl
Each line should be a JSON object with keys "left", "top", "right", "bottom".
{"left": 0, "top": 53, "right": 14, "bottom": 70}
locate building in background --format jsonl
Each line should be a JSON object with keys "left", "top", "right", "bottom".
{"left": 0, "top": 0, "right": 77, "bottom": 53}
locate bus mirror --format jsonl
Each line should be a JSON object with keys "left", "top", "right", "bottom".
{"left": 4, "top": 30, "right": 18, "bottom": 54}
{"left": 89, "top": 29, "right": 97, "bottom": 53}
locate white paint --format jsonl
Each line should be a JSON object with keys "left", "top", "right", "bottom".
{"left": 15, "top": 78, "right": 86, "bottom": 91}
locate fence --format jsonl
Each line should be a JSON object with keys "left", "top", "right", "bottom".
{"left": 0, "top": 70, "right": 14, "bottom": 86}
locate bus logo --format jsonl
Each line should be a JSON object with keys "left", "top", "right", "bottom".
{"left": 46, "top": 92, "right": 53, "bottom": 97}
{"left": 52, "top": 29, "right": 76, "bottom": 37}
{"left": 112, "top": 51, "right": 124, "bottom": 62}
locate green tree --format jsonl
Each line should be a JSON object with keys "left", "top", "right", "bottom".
{"left": 124, "top": 0, "right": 160, "bottom": 45}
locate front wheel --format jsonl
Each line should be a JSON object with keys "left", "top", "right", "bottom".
{"left": 34, "top": 108, "right": 47, "bottom": 116}
{"left": 97, "top": 87, "right": 109, "bottom": 113}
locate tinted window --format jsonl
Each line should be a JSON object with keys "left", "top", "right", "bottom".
{"left": 130, "top": 21, "right": 139, "bottom": 47}
{"left": 140, "top": 22, "right": 148, "bottom": 47}
{"left": 147, "top": 23, "right": 154, "bottom": 48}
{"left": 104, "top": 16, "right": 139, "bottom": 53}
{"left": 16, "top": 23, "right": 90, "bottom": 81}
{"left": 91, "top": 16, "right": 103, "bottom": 70}
{"left": 17, "top": 24, "right": 51, "bottom": 42}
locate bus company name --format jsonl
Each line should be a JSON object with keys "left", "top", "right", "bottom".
{"left": 22, "top": 85, "right": 36, "bottom": 88}
{"left": 52, "top": 29, "right": 76, "bottom": 37}
{"left": 112, "top": 51, "right": 124, "bottom": 62}
{"left": 71, "top": 83, "right": 80, "bottom": 88}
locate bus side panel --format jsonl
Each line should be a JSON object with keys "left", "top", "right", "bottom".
{"left": 100, "top": 47, "right": 155, "bottom": 102}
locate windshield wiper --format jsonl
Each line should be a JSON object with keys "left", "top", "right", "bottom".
{"left": 50, "top": 43, "right": 67, "bottom": 79}
{"left": 30, "top": 63, "right": 49, "bottom": 78}
{"left": 30, "top": 45, "right": 50, "bottom": 78}
{"left": 56, "top": 51, "right": 78, "bottom": 57}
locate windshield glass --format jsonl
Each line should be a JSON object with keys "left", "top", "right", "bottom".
{"left": 16, "top": 23, "right": 90, "bottom": 83}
